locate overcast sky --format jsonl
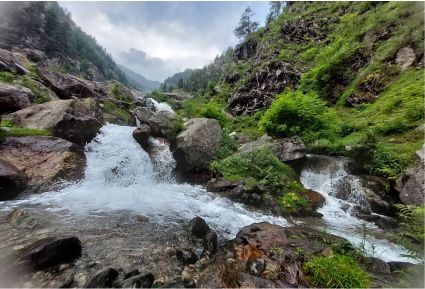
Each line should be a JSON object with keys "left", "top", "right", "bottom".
{"left": 59, "top": 1, "right": 269, "bottom": 82}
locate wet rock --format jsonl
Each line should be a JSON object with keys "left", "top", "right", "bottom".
{"left": 173, "top": 118, "right": 222, "bottom": 172}
{"left": 147, "top": 111, "right": 179, "bottom": 138}
{"left": 134, "top": 107, "right": 155, "bottom": 124}
{"left": 0, "top": 83, "right": 33, "bottom": 113}
{"left": 0, "top": 136, "right": 86, "bottom": 192}
{"left": 188, "top": 217, "right": 211, "bottom": 239}
{"left": 365, "top": 257, "right": 391, "bottom": 274}
{"left": 133, "top": 125, "right": 151, "bottom": 151}
{"left": 21, "top": 236, "right": 82, "bottom": 270}
{"left": 298, "top": 189, "right": 325, "bottom": 210}
{"left": 120, "top": 272, "right": 154, "bottom": 288}
{"left": 5, "top": 98, "right": 103, "bottom": 146}
{"left": 395, "top": 145, "right": 425, "bottom": 205}
{"left": 395, "top": 47, "right": 416, "bottom": 70}
{"left": 176, "top": 249, "right": 198, "bottom": 265}
{"left": 39, "top": 68, "right": 99, "bottom": 99}
{"left": 85, "top": 268, "right": 119, "bottom": 288}
{"left": 124, "top": 269, "right": 140, "bottom": 280}
{"left": 388, "top": 261, "right": 414, "bottom": 272}
{"left": 205, "top": 231, "right": 218, "bottom": 254}
{"left": 247, "top": 258, "right": 265, "bottom": 276}
{"left": 206, "top": 179, "right": 244, "bottom": 192}
{"left": 0, "top": 158, "right": 27, "bottom": 200}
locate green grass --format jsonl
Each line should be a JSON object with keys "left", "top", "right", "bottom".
{"left": 0, "top": 119, "right": 49, "bottom": 139}
{"left": 102, "top": 100, "right": 133, "bottom": 124}
{"left": 303, "top": 254, "right": 371, "bottom": 288}
{"left": 0, "top": 71, "right": 16, "bottom": 83}
{"left": 22, "top": 76, "right": 51, "bottom": 104}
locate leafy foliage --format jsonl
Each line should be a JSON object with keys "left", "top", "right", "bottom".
{"left": 211, "top": 148, "right": 296, "bottom": 192}
{"left": 303, "top": 254, "right": 371, "bottom": 288}
{"left": 234, "top": 7, "right": 259, "bottom": 40}
{"left": 0, "top": 72, "right": 16, "bottom": 83}
{"left": 277, "top": 192, "right": 308, "bottom": 212}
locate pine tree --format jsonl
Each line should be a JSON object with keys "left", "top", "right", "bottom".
{"left": 234, "top": 7, "right": 259, "bottom": 40}
{"left": 266, "top": 2, "right": 283, "bottom": 25}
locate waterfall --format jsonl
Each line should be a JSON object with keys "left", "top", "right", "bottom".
{"left": 300, "top": 154, "right": 414, "bottom": 262}
{"left": 145, "top": 98, "right": 174, "bottom": 113}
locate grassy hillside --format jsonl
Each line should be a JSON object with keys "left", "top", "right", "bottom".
{"left": 168, "top": 1, "right": 424, "bottom": 179}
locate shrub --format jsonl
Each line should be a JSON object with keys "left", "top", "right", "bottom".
{"left": 0, "top": 71, "right": 16, "bottom": 83}
{"left": 214, "top": 132, "right": 239, "bottom": 160}
{"left": 102, "top": 100, "right": 133, "bottom": 124}
{"left": 211, "top": 148, "right": 296, "bottom": 192}
{"left": 260, "top": 91, "right": 339, "bottom": 142}
{"left": 303, "top": 254, "right": 371, "bottom": 288}
{"left": 199, "top": 102, "right": 229, "bottom": 128}
{"left": 278, "top": 192, "right": 308, "bottom": 212}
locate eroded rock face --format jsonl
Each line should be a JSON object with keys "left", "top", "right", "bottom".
{"left": 0, "top": 83, "right": 33, "bottom": 113}
{"left": 5, "top": 99, "right": 103, "bottom": 146}
{"left": 234, "top": 39, "right": 257, "bottom": 61}
{"left": 0, "top": 136, "right": 86, "bottom": 192}
{"left": 173, "top": 118, "right": 222, "bottom": 172}
{"left": 228, "top": 62, "right": 300, "bottom": 115}
{"left": 39, "top": 68, "right": 99, "bottom": 99}
{"left": 0, "top": 158, "right": 27, "bottom": 201}
{"left": 0, "top": 48, "right": 30, "bottom": 75}
{"left": 396, "top": 145, "right": 425, "bottom": 205}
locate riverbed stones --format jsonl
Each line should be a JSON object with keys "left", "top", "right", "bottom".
{"left": 20, "top": 236, "right": 82, "bottom": 270}
{"left": 85, "top": 268, "right": 119, "bottom": 288}
{"left": 0, "top": 158, "right": 27, "bottom": 200}
{"left": 0, "top": 136, "right": 86, "bottom": 192}
{"left": 395, "top": 145, "right": 425, "bottom": 205}
{"left": 173, "top": 118, "right": 222, "bottom": 172}
{"left": 4, "top": 98, "right": 103, "bottom": 146}
{"left": 0, "top": 83, "right": 33, "bottom": 113}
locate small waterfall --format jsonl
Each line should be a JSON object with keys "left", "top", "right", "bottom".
{"left": 148, "top": 137, "right": 176, "bottom": 183}
{"left": 145, "top": 98, "right": 174, "bottom": 113}
{"left": 300, "top": 154, "right": 414, "bottom": 262}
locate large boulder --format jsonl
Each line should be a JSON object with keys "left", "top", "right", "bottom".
{"left": 396, "top": 145, "right": 425, "bottom": 205}
{"left": 173, "top": 118, "right": 222, "bottom": 172}
{"left": 39, "top": 68, "right": 99, "bottom": 99}
{"left": 0, "top": 136, "right": 86, "bottom": 192}
{"left": 233, "top": 38, "right": 257, "bottom": 61}
{"left": 133, "top": 107, "right": 155, "bottom": 124}
{"left": 238, "top": 135, "right": 307, "bottom": 163}
{"left": 0, "top": 158, "right": 27, "bottom": 200}
{"left": 0, "top": 83, "right": 33, "bottom": 114}
{"left": 0, "top": 48, "right": 29, "bottom": 75}
{"left": 147, "top": 111, "right": 180, "bottom": 138}
{"left": 5, "top": 99, "right": 103, "bottom": 146}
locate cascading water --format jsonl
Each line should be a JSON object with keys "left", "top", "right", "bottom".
{"left": 145, "top": 97, "right": 174, "bottom": 113}
{"left": 300, "top": 154, "right": 414, "bottom": 262}
{"left": 6, "top": 124, "right": 287, "bottom": 238}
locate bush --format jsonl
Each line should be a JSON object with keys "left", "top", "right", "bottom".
{"left": 211, "top": 148, "right": 296, "bottom": 192}
{"left": 199, "top": 102, "right": 229, "bottom": 128}
{"left": 0, "top": 71, "right": 16, "bottom": 83}
{"left": 278, "top": 192, "right": 308, "bottom": 212}
{"left": 214, "top": 132, "right": 239, "bottom": 160}
{"left": 303, "top": 254, "right": 371, "bottom": 288}
{"left": 260, "top": 91, "right": 339, "bottom": 142}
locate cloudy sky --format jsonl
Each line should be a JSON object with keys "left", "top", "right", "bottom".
{"left": 59, "top": 1, "right": 269, "bottom": 82}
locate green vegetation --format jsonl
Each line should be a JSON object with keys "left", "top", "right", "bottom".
{"left": 102, "top": 100, "right": 133, "bottom": 124}
{"left": 22, "top": 76, "right": 51, "bottom": 104}
{"left": 277, "top": 192, "right": 308, "bottom": 213}
{"left": 0, "top": 71, "right": 16, "bottom": 83}
{"left": 110, "top": 83, "right": 133, "bottom": 104}
{"left": 214, "top": 132, "right": 239, "bottom": 160}
{"left": 211, "top": 148, "right": 296, "bottom": 192}
{"left": 0, "top": 119, "right": 49, "bottom": 139}
{"left": 303, "top": 254, "right": 371, "bottom": 288}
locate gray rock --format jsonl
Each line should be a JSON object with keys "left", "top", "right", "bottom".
{"left": 173, "top": 118, "right": 222, "bottom": 172}
{"left": 395, "top": 47, "right": 416, "bottom": 70}
{"left": 188, "top": 216, "right": 211, "bottom": 238}
{"left": 133, "top": 125, "right": 151, "bottom": 151}
{"left": 147, "top": 111, "right": 179, "bottom": 138}
{"left": 5, "top": 98, "right": 103, "bottom": 146}
{"left": 133, "top": 107, "right": 155, "bottom": 124}
{"left": 120, "top": 272, "right": 154, "bottom": 288}
{"left": 0, "top": 83, "right": 33, "bottom": 113}
{"left": 396, "top": 145, "right": 425, "bottom": 205}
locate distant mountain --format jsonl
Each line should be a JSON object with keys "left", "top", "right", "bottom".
{"left": 163, "top": 68, "right": 194, "bottom": 88}
{"left": 119, "top": 65, "right": 161, "bottom": 92}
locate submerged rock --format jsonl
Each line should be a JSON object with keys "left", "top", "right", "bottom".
{"left": 20, "top": 236, "right": 82, "bottom": 270}
{"left": 173, "top": 118, "right": 222, "bottom": 172}
{"left": 5, "top": 98, "right": 103, "bottom": 146}
{"left": 85, "top": 268, "right": 119, "bottom": 288}
{"left": 0, "top": 158, "right": 27, "bottom": 200}
{"left": 0, "top": 136, "right": 86, "bottom": 193}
